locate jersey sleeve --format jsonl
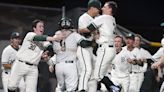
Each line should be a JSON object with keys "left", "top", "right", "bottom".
{"left": 87, "top": 17, "right": 102, "bottom": 31}
{"left": 1, "top": 47, "right": 10, "bottom": 64}
{"left": 24, "top": 32, "right": 37, "bottom": 41}
{"left": 153, "top": 47, "right": 164, "bottom": 60}
{"left": 78, "top": 17, "right": 88, "bottom": 29}
{"left": 142, "top": 49, "right": 152, "bottom": 59}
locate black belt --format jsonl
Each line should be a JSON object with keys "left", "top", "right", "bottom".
{"left": 130, "top": 72, "right": 138, "bottom": 74}
{"left": 65, "top": 61, "right": 74, "bottom": 63}
{"left": 4, "top": 71, "right": 10, "bottom": 74}
{"left": 19, "top": 60, "right": 36, "bottom": 66}
{"left": 99, "top": 44, "right": 114, "bottom": 47}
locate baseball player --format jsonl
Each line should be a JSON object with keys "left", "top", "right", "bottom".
{"left": 7, "top": 19, "right": 64, "bottom": 92}
{"left": 1, "top": 32, "right": 25, "bottom": 92}
{"left": 129, "top": 34, "right": 152, "bottom": 92}
{"left": 152, "top": 38, "right": 164, "bottom": 68}
{"left": 49, "top": 18, "right": 95, "bottom": 92}
{"left": 110, "top": 35, "right": 134, "bottom": 92}
{"left": 77, "top": 0, "right": 101, "bottom": 91}
{"left": 151, "top": 38, "right": 164, "bottom": 92}
{"left": 80, "top": 2, "right": 118, "bottom": 91}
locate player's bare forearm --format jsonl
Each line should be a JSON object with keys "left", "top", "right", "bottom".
{"left": 78, "top": 28, "right": 91, "bottom": 34}
{"left": 156, "top": 67, "right": 163, "bottom": 82}
{"left": 3, "top": 64, "right": 12, "bottom": 69}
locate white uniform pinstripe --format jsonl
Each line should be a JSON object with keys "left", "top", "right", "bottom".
{"left": 77, "top": 13, "right": 96, "bottom": 91}
{"left": 91, "top": 15, "right": 116, "bottom": 81}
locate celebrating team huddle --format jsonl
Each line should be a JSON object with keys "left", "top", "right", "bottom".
{"left": 1, "top": 0, "right": 164, "bottom": 92}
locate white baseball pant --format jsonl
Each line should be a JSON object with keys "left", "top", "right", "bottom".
{"left": 55, "top": 60, "right": 78, "bottom": 92}
{"left": 129, "top": 72, "right": 144, "bottom": 92}
{"left": 94, "top": 44, "right": 116, "bottom": 81}
{"left": 111, "top": 76, "right": 130, "bottom": 92}
{"left": 77, "top": 46, "right": 96, "bottom": 91}
{"left": 8, "top": 60, "right": 38, "bottom": 92}
{"left": 2, "top": 71, "right": 25, "bottom": 92}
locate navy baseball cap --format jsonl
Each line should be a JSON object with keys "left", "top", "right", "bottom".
{"left": 88, "top": 0, "right": 101, "bottom": 10}
{"left": 125, "top": 33, "right": 135, "bottom": 40}
{"left": 10, "top": 32, "right": 20, "bottom": 39}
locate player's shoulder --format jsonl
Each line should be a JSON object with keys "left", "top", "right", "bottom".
{"left": 71, "top": 31, "right": 80, "bottom": 36}
{"left": 24, "top": 32, "right": 37, "bottom": 40}
{"left": 79, "top": 13, "right": 92, "bottom": 20}
{"left": 96, "top": 15, "right": 115, "bottom": 20}
{"left": 26, "top": 32, "right": 36, "bottom": 36}
{"left": 2, "top": 45, "right": 14, "bottom": 53}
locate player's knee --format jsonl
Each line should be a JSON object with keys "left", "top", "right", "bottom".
{"left": 8, "top": 87, "right": 17, "bottom": 92}
{"left": 8, "top": 89, "right": 16, "bottom": 92}
{"left": 8, "top": 83, "right": 18, "bottom": 91}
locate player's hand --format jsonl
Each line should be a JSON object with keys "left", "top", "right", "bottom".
{"left": 49, "top": 65, "right": 54, "bottom": 73}
{"left": 92, "top": 31, "right": 100, "bottom": 40}
{"left": 127, "top": 58, "right": 136, "bottom": 64}
{"left": 151, "top": 61, "right": 161, "bottom": 69}
{"left": 53, "top": 31, "right": 65, "bottom": 42}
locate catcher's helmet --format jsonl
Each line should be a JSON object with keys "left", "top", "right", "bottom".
{"left": 58, "top": 18, "right": 73, "bottom": 29}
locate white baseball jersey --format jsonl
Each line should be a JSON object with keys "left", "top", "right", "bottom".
{"left": 53, "top": 32, "right": 83, "bottom": 63}
{"left": 124, "top": 47, "right": 151, "bottom": 92}
{"left": 1, "top": 45, "right": 17, "bottom": 71}
{"left": 16, "top": 32, "right": 50, "bottom": 65}
{"left": 111, "top": 48, "right": 134, "bottom": 78}
{"left": 137, "top": 48, "right": 152, "bottom": 72}
{"left": 91, "top": 15, "right": 116, "bottom": 45}
{"left": 52, "top": 31, "right": 83, "bottom": 91}
{"left": 79, "top": 13, "right": 94, "bottom": 29}
{"left": 111, "top": 48, "right": 134, "bottom": 92}
{"left": 122, "top": 46, "right": 141, "bottom": 72}
{"left": 153, "top": 47, "right": 164, "bottom": 60}
{"left": 1, "top": 45, "right": 25, "bottom": 92}
{"left": 8, "top": 32, "right": 50, "bottom": 92}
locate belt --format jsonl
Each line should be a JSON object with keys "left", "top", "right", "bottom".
{"left": 99, "top": 44, "right": 114, "bottom": 47}
{"left": 65, "top": 61, "right": 74, "bottom": 63}
{"left": 130, "top": 72, "right": 139, "bottom": 74}
{"left": 19, "top": 60, "right": 37, "bottom": 66}
{"left": 4, "top": 71, "right": 10, "bottom": 74}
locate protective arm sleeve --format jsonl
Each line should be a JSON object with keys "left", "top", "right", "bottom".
{"left": 79, "top": 39, "right": 92, "bottom": 48}
{"left": 87, "top": 23, "right": 97, "bottom": 32}
{"left": 33, "top": 35, "right": 48, "bottom": 41}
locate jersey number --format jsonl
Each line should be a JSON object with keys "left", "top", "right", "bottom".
{"left": 28, "top": 43, "right": 36, "bottom": 50}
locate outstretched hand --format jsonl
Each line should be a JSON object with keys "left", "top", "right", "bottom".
{"left": 53, "top": 31, "right": 65, "bottom": 42}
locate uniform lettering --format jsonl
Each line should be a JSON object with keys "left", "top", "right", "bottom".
{"left": 28, "top": 43, "right": 36, "bottom": 50}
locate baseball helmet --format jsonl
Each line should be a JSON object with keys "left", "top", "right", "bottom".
{"left": 125, "top": 33, "right": 135, "bottom": 40}
{"left": 58, "top": 18, "right": 73, "bottom": 29}
{"left": 88, "top": 0, "right": 101, "bottom": 10}
{"left": 10, "top": 32, "right": 20, "bottom": 39}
